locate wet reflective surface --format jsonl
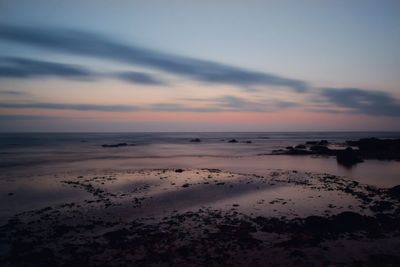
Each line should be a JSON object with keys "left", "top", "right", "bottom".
{"left": 1, "top": 133, "right": 400, "bottom": 266}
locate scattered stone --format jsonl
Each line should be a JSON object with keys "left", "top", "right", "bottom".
{"left": 309, "top": 145, "right": 332, "bottom": 154}
{"left": 101, "top": 143, "right": 135, "bottom": 148}
{"left": 388, "top": 185, "right": 400, "bottom": 199}
{"left": 336, "top": 147, "right": 363, "bottom": 167}
{"left": 346, "top": 138, "right": 400, "bottom": 160}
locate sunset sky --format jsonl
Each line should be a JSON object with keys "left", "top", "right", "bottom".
{"left": 0, "top": 0, "right": 399, "bottom": 131}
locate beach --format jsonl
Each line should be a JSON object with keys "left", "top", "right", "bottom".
{"left": 1, "top": 132, "right": 400, "bottom": 266}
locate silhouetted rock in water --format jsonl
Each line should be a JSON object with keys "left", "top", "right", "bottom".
{"left": 102, "top": 143, "right": 135, "bottom": 148}
{"left": 309, "top": 145, "right": 333, "bottom": 155}
{"left": 272, "top": 147, "right": 313, "bottom": 155}
{"left": 305, "top": 140, "right": 329, "bottom": 146}
{"left": 336, "top": 147, "right": 363, "bottom": 167}
{"left": 274, "top": 139, "right": 334, "bottom": 156}
{"left": 228, "top": 139, "right": 238, "bottom": 143}
{"left": 388, "top": 185, "right": 400, "bottom": 200}
{"left": 285, "top": 149, "right": 314, "bottom": 155}
{"left": 305, "top": 141, "right": 318, "bottom": 145}
{"left": 190, "top": 138, "right": 201, "bottom": 142}
{"left": 346, "top": 138, "right": 400, "bottom": 160}
{"left": 245, "top": 140, "right": 252, "bottom": 144}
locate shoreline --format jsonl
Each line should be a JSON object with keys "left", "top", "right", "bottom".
{"left": 1, "top": 168, "right": 400, "bottom": 266}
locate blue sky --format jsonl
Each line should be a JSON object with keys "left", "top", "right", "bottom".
{"left": 0, "top": 0, "right": 399, "bottom": 131}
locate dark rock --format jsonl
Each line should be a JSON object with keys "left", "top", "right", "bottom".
{"left": 388, "top": 185, "right": 400, "bottom": 199}
{"left": 303, "top": 216, "right": 330, "bottom": 233}
{"left": 102, "top": 143, "right": 135, "bottom": 148}
{"left": 305, "top": 141, "right": 318, "bottom": 145}
{"left": 295, "top": 144, "right": 306, "bottom": 149}
{"left": 286, "top": 149, "right": 314, "bottom": 155}
{"left": 365, "top": 254, "right": 400, "bottom": 267}
{"left": 309, "top": 145, "right": 332, "bottom": 154}
{"left": 175, "top": 169, "right": 184, "bottom": 173}
{"left": 336, "top": 147, "right": 363, "bottom": 167}
{"left": 306, "top": 140, "right": 329, "bottom": 146}
{"left": 370, "top": 201, "right": 394, "bottom": 212}
{"left": 228, "top": 139, "right": 238, "bottom": 143}
{"left": 290, "top": 250, "right": 306, "bottom": 258}
{"left": 189, "top": 138, "right": 201, "bottom": 142}
{"left": 346, "top": 138, "right": 400, "bottom": 160}
{"left": 331, "top": 211, "right": 375, "bottom": 232}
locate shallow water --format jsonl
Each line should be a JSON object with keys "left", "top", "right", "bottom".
{"left": 1, "top": 133, "right": 400, "bottom": 266}
{"left": 1, "top": 132, "right": 400, "bottom": 222}
{"left": 1, "top": 132, "right": 399, "bottom": 187}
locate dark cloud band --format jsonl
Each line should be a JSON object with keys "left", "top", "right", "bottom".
{"left": 321, "top": 88, "right": 400, "bottom": 117}
{"left": 0, "top": 57, "right": 92, "bottom": 79}
{"left": 0, "top": 24, "right": 308, "bottom": 92}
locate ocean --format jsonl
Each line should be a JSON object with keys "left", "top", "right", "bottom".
{"left": 1, "top": 132, "right": 400, "bottom": 265}
{"left": 1, "top": 132, "right": 399, "bottom": 186}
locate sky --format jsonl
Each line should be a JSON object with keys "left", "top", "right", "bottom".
{"left": 0, "top": 0, "right": 399, "bottom": 132}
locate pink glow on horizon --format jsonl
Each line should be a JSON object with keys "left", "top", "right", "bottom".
{"left": 2, "top": 108, "right": 400, "bottom": 131}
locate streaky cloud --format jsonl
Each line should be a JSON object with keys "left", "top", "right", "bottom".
{"left": 149, "top": 103, "right": 221, "bottom": 113}
{"left": 116, "top": 71, "right": 167, "bottom": 85}
{"left": 0, "top": 114, "right": 57, "bottom": 120}
{"left": 0, "top": 57, "right": 93, "bottom": 79}
{"left": 0, "top": 95, "right": 300, "bottom": 113}
{"left": 321, "top": 87, "right": 400, "bottom": 117}
{"left": 0, "top": 90, "right": 27, "bottom": 95}
{"left": 185, "top": 95, "right": 300, "bottom": 112}
{"left": 0, "top": 24, "right": 308, "bottom": 92}
{"left": 0, "top": 56, "right": 168, "bottom": 85}
{"left": 0, "top": 102, "right": 140, "bottom": 112}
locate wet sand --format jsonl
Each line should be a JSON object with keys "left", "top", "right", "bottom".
{"left": 1, "top": 168, "right": 399, "bottom": 266}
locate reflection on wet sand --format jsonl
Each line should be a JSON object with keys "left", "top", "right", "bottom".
{"left": 1, "top": 168, "right": 399, "bottom": 266}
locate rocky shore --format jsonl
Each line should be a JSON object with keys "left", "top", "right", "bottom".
{"left": 272, "top": 138, "right": 400, "bottom": 166}
{"left": 1, "top": 168, "right": 399, "bottom": 266}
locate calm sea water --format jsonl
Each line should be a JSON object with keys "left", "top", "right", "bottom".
{"left": 0, "top": 132, "right": 399, "bottom": 187}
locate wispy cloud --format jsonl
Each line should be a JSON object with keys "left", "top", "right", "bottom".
{"left": 0, "top": 94, "right": 301, "bottom": 113}
{"left": 184, "top": 95, "right": 300, "bottom": 112}
{"left": 115, "top": 71, "right": 167, "bottom": 86}
{"left": 0, "top": 57, "right": 93, "bottom": 79}
{"left": 0, "top": 90, "right": 27, "bottom": 96}
{"left": 0, "top": 102, "right": 140, "bottom": 112}
{"left": 321, "top": 88, "right": 400, "bottom": 117}
{"left": 0, "top": 24, "right": 308, "bottom": 92}
{"left": 0, "top": 56, "right": 168, "bottom": 86}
